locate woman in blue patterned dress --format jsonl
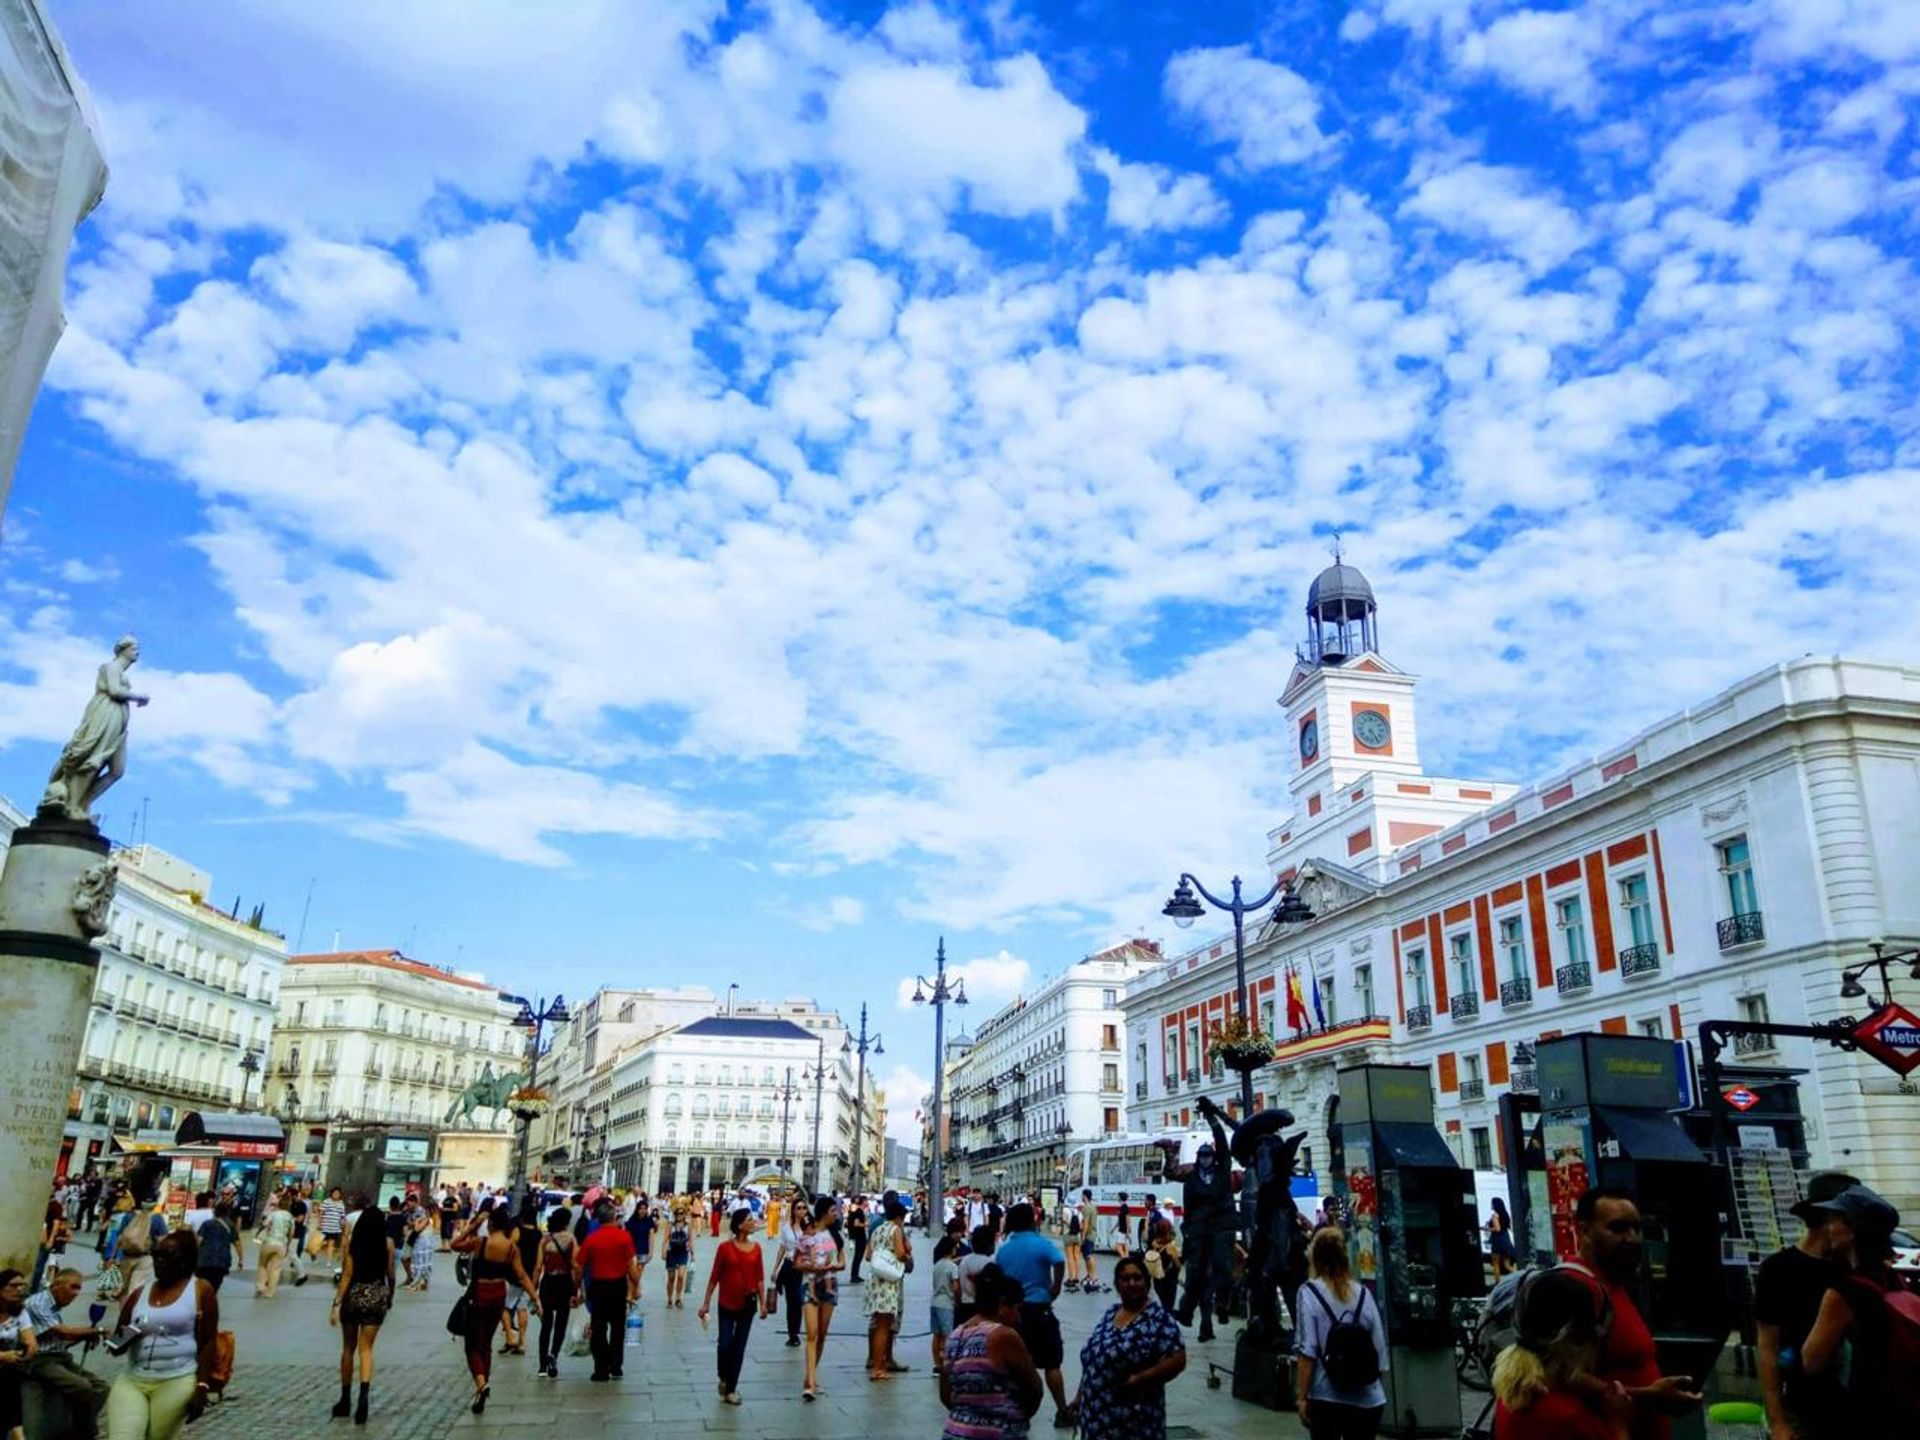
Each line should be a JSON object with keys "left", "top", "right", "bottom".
{"left": 1065, "top": 1254, "right": 1187, "bottom": 1440}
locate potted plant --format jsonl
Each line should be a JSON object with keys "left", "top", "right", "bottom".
{"left": 507, "top": 1086, "right": 552, "bottom": 1122}
{"left": 1206, "top": 1015, "right": 1278, "bottom": 1073}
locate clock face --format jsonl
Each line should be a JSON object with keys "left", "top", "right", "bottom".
{"left": 1299, "top": 717, "right": 1319, "bottom": 762}
{"left": 1353, "top": 708, "right": 1391, "bottom": 750}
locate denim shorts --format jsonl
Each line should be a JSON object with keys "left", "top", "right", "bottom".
{"left": 930, "top": 1305, "right": 954, "bottom": 1338}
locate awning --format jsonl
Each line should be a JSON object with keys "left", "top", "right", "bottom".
{"left": 1594, "top": 1106, "right": 1705, "bottom": 1163}
{"left": 1373, "top": 1122, "right": 1459, "bottom": 1169}
{"left": 175, "top": 1112, "right": 286, "bottom": 1148}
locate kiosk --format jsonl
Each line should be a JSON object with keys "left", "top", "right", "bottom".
{"left": 173, "top": 1112, "right": 285, "bottom": 1226}
{"left": 1332, "top": 1064, "right": 1483, "bottom": 1438}
{"left": 325, "top": 1123, "right": 437, "bottom": 1205}
{"left": 1515, "top": 1034, "right": 1731, "bottom": 1428}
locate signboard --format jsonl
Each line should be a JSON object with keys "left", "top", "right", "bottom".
{"left": 220, "top": 1141, "right": 282, "bottom": 1159}
{"left": 1339, "top": 1064, "right": 1434, "bottom": 1124}
{"left": 386, "top": 1137, "right": 432, "bottom": 1165}
{"left": 1722, "top": 1086, "right": 1761, "bottom": 1112}
{"left": 1851, "top": 1003, "right": 1920, "bottom": 1078}
{"left": 1538, "top": 1034, "right": 1682, "bottom": 1110}
{"left": 1736, "top": 1125, "right": 1777, "bottom": 1150}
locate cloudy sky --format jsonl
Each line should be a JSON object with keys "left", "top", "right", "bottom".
{"left": 4, "top": 1, "right": 1918, "bottom": 1138}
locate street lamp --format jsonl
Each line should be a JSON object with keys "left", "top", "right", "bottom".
{"left": 1840, "top": 938, "right": 1920, "bottom": 1004}
{"left": 844, "top": 1004, "right": 883, "bottom": 1195}
{"left": 803, "top": 1039, "right": 829, "bottom": 1195}
{"left": 504, "top": 992, "right": 570, "bottom": 1205}
{"left": 236, "top": 1048, "right": 263, "bottom": 1112}
{"left": 775, "top": 1066, "right": 802, "bottom": 1181}
{"left": 910, "top": 937, "right": 968, "bottom": 1234}
{"left": 1162, "top": 872, "right": 1314, "bottom": 1118}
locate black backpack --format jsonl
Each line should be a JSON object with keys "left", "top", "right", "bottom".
{"left": 1309, "top": 1282, "right": 1381, "bottom": 1391}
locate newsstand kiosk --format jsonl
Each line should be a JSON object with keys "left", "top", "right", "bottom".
{"left": 1332, "top": 1064, "right": 1483, "bottom": 1438}
{"left": 1511, "top": 1034, "right": 1731, "bottom": 1440}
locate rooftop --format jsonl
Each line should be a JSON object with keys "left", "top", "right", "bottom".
{"left": 677, "top": 1015, "right": 819, "bottom": 1044}
{"left": 290, "top": 949, "right": 498, "bottom": 992}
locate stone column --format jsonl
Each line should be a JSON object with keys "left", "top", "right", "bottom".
{"left": 0, "top": 809, "right": 112, "bottom": 1272}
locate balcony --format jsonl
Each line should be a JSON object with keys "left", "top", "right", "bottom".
{"left": 1459, "top": 1078, "right": 1486, "bottom": 1102}
{"left": 1163, "top": 1074, "right": 1178, "bottom": 1093}
{"left": 1269, "top": 1016, "right": 1392, "bottom": 1065}
{"left": 363, "top": 1062, "right": 383, "bottom": 1078}
{"left": 1717, "top": 911, "right": 1765, "bottom": 950}
{"left": 1509, "top": 1064, "right": 1538, "bottom": 1095}
{"left": 1500, "top": 978, "right": 1533, "bottom": 1008}
{"left": 1184, "top": 1067, "right": 1202, "bottom": 1085}
{"left": 1556, "top": 961, "right": 1593, "bottom": 994}
{"left": 275, "top": 1058, "right": 300, "bottom": 1077}
{"left": 1450, "top": 992, "right": 1481, "bottom": 1021}
{"left": 1731, "top": 1032, "right": 1777, "bottom": 1059}
{"left": 1135, "top": 1080, "right": 1148, "bottom": 1099}
{"left": 312, "top": 1059, "right": 338, "bottom": 1077}
{"left": 1619, "top": 943, "right": 1662, "bottom": 979}
{"left": 1405, "top": 1004, "right": 1433, "bottom": 1032}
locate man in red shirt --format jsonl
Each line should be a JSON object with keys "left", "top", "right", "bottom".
{"left": 573, "top": 1198, "right": 638, "bottom": 1382}
{"left": 1566, "top": 1187, "right": 1702, "bottom": 1440}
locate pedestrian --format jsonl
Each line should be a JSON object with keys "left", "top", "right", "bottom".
{"left": 708, "top": 1189, "right": 723, "bottom": 1239}
{"left": 698, "top": 1207, "right": 768, "bottom": 1407}
{"left": 1064, "top": 1196, "right": 1085, "bottom": 1292}
{"left": 192, "top": 1203, "right": 239, "bottom": 1293}
{"left": 1, "top": 1270, "right": 36, "bottom": 1440}
{"left": 1490, "top": 1267, "right": 1622, "bottom": 1440}
{"left": 624, "top": 1195, "right": 657, "bottom": 1302}
{"left": 317, "top": 1187, "right": 347, "bottom": 1273}
{"left": 1488, "top": 1197, "right": 1516, "bottom": 1279}
{"left": 24, "top": 1267, "right": 110, "bottom": 1439}
{"left": 847, "top": 1200, "right": 870, "bottom": 1284}
{"left": 798, "top": 1195, "right": 841, "bottom": 1402}
{"left": 571, "top": 1197, "right": 637, "bottom": 1385}
{"left": 449, "top": 1207, "right": 540, "bottom": 1413}
{"left": 955, "top": 1224, "right": 997, "bottom": 1327}
{"left": 1293, "top": 1227, "right": 1388, "bottom": 1440}
{"left": 931, "top": 1234, "right": 960, "bottom": 1375}
{"left": 1077, "top": 1191, "right": 1102, "bottom": 1293}
{"left": 1800, "top": 1183, "right": 1919, "bottom": 1431}
{"left": 533, "top": 1208, "right": 576, "bottom": 1378}
{"left": 1066, "top": 1254, "right": 1186, "bottom": 1440}
{"left": 251, "top": 1195, "right": 293, "bottom": 1298}
{"left": 993, "top": 1202, "right": 1070, "bottom": 1427}
{"left": 939, "top": 1265, "right": 1043, "bottom": 1440}
{"left": 104, "top": 1231, "right": 218, "bottom": 1440}
{"left": 771, "top": 1198, "right": 805, "bottom": 1347}
{"left": 288, "top": 1193, "right": 309, "bottom": 1275}
{"left": 864, "top": 1193, "right": 912, "bottom": 1381}
{"left": 328, "top": 1206, "right": 395, "bottom": 1425}
{"left": 1565, "top": 1188, "right": 1703, "bottom": 1440}
{"left": 1144, "top": 1218, "right": 1181, "bottom": 1312}
{"left": 405, "top": 1204, "right": 435, "bottom": 1292}
{"left": 1754, "top": 1170, "right": 1854, "bottom": 1440}
{"left": 663, "top": 1204, "right": 694, "bottom": 1308}
{"left": 501, "top": 1208, "right": 540, "bottom": 1357}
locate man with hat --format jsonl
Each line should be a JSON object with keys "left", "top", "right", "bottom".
{"left": 1799, "top": 1183, "right": 1916, "bottom": 1432}
{"left": 1755, "top": 1171, "right": 1856, "bottom": 1440}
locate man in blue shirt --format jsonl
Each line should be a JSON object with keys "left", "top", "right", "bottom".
{"left": 996, "top": 1202, "right": 1070, "bottom": 1427}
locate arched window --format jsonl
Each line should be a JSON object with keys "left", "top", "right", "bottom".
{"left": 691, "top": 1096, "right": 710, "bottom": 1118}
{"left": 664, "top": 1095, "right": 683, "bottom": 1118}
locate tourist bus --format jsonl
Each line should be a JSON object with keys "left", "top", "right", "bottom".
{"left": 1061, "top": 1130, "right": 1211, "bottom": 1253}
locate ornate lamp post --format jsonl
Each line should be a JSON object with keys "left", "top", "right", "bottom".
{"left": 236, "top": 1047, "right": 263, "bottom": 1112}
{"left": 775, "top": 1066, "right": 802, "bottom": 1181}
{"left": 910, "top": 938, "right": 968, "bottom": 1235}
{"left": 504, "top": 992, "right": 569, "bottom": 1204}
{"left": 843, "top": 1004, "right": 883, "bottom": 1194}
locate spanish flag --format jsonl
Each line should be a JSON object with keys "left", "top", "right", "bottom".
{"left": 1285, "top": 968, "right": 1309, "bottom": 1033}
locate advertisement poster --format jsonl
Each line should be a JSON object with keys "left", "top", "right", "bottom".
{"left": 1542, "top": 1112, "right": 1592, "bottom": 1262}
{"left": 1344, "top": 1132, "right": 1380, "bottom": 1283}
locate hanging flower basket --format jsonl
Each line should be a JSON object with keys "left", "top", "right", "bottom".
{"left": 1206, "top": 1016, "right": 1277, "bottom": 1073}
{"left": 508, "top": 1087, "right": 551, "bottom": 1121}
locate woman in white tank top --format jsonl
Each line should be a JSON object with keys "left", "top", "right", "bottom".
{"left": 106, "top": 1230, "right": 215, "bottom": 1440}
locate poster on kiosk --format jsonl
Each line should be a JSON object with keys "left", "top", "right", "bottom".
{"left": 1333, "top": 1063, "right": 1483, "bottom": 1439}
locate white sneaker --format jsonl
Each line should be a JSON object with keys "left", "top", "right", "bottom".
{"left": 722, "top": 1392, "right": 742, "bottom": 1406}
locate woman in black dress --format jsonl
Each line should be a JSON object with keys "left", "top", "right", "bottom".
{"left": 330, "top": 1206, "right": 395, "bottom": 1424}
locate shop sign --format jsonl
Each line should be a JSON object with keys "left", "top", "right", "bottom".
{"left": 1851, "top": 1003, "right": 1920, "bottom": 1078}
{"left": 220, "top": 1141, "right": 282, "bottom": 1158}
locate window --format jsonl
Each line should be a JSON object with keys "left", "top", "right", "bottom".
{"left": 1355, "top": 964, "right": 1374, "bottom": 1018}
{"left": 1738, "top": 993, "right": 1771, "bottom": 1027}
{"left": 327, "top": 999, "right": 345, "bottom": 1026}
{"left": 1162, "top": 1036, "right": 1178, "bottom": 1082}
{"left": 696, "top": 1066, "right": 710, "bottom": 1085}
{"left": 1556, "top": 897, "right": 1588, "bottom": 965}
{"left": 1463, "top": 1053, "right": 1483, "bottom": 1088}
{"left": 714, "top": 1096, "right": 730, "bottom": 1118}
{"left": 1317, "top": 974, "right": 1337, "bottom": 1026}
{"left": 1259, "top": 995, "right": 1277, "bottom": 1035}
{"left": 373, "top": 1003, "right": 387, "bottom": 1029}
{"left": 762, "top": 1067, "right": 776, "bottom": 1086}
{"left": 1498, "top": 916, "right": 1527, "bottom": 981}
{"left": 1102, "top": 1063, "right": 1120, "bottom": 1091}
{"left": 668, "top": 1064, "right": 684, "bottom": 1085}
{"left": 1103, "top": 1107, "right": 1120, "bottom": 1134}
{"left": 1102, "top": 988, "right": 1118, "bottom": 1009}
{"left": 1101, "top": 1025, "right": 1119, "bottom": 1050}
{"left": 691, "top": 1096, "right": 710, "bottom": 1118}
{"left": 664, "top": 1095, "right": 683, "bottom": 1117}
{"left": 1406, "top": 948, "right": 1430, "bottom": 1007}
{"left": 1185, "top": 1023, "right": 1200, "bottom": 1074}
{"left": 1719, "top": 837, "right": 1759, "bottom": 916}
{"left": 719, "top": 1066, "right": 733, "bottom": 1086}
{"left": 1619, "top": 874, "right": 1656, "bottom": 947}
{"left": 1639, "top": 1018, "right": 1666, "bottom": 1039}
{"left": 1450, "top": 933, "right": 1476, "bottom": 995}
{"left": 1470, "top": 1127, "right": 1493, "bottom": 1170}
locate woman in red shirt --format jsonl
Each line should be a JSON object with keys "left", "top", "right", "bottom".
{"left": 698, "top": 1207, "right": 769, "bottom": 1406}
{"left": 1493, "top": 1269, "right": 1629, "bottom": 1440}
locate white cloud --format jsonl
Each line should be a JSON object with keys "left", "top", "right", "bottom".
{"left": 796, "top": 895, "right": 867, "bottom": 931}
{"left": 1163, "top": 46, "right": 1333, "bottom": 169}
{"left": 1403, "top": 164, "right": 1590, "bottom": 274}
{"left": 1092, "top": 149, "right": 1229, "bottom": 231}
{"left": 877, "top": 1062, "right": 931, "bottom": 1141}
{"left": 1455, "top": 9, "right": 1608, "bottom": 114}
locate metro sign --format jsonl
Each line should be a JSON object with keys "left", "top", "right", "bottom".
{"left": 1852, "top": 1003, "right": 1920, "bottom": 1078}
{"left": 1722, "top": 1086, "right": 1761, "bottom": 1112}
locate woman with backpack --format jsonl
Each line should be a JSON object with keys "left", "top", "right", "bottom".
{"left": 1801, "top": 1184, "right": 1920, "bottom": 1434}
{"left": 1293, "top": 1227, "right": 1388, "bottom": 1439}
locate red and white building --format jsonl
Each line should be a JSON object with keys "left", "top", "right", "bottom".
{"left": 1124, "top": 563, "right": 1920, "bottom": 1215}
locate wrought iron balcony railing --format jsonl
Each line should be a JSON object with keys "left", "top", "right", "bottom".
{"left": 1717, "top": 911, "right": 1765, "bottom": 950}
{"left": 1509, "top": 1064, "right": 1538, "bottom": 1094}
{"left": 1450, "top": 992, "right": 1480, "bottom": 1021}
{"left": 1500, "top": 978, "right": 1533, "bottom": 1007}
{"left": 1619, "top": 943, "right": 1661, "bottom": 979}
{"left": 1459, "top": 1078, "right": 1486, "bottom": 1102}
{"left": 1405, "top": 1004, "right": 1432, "bottom": 1032}
{"left": 1731, "top": 1032, "right": 1777, "bottom": 1059}
{"left": 1556, "top": 961, "right": 1592, "bottom": 993}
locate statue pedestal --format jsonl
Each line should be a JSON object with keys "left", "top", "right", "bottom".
{"left": 0, "top": 809, "right": 109, "bottom": 1271}
{"left": 436, "top": 1130, "right": 515, "bottom": 1191}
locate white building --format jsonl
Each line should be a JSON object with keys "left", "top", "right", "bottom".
{"left": 65, "top": 845, "right": 287, "bottom": 1175}
{"left": 0, "top": 0, "right": 107, "bottom": 517}
{"left": 267, "top": 949, "right": 524, "bottom": 1164}
{"left": 601, "top": 1009, "right": 878, "bottom": 1197}
{"left": 1124, "top": 563, "right": 1920, "bottom": 1220}
{"left": 947, "top": 939, "right": 1165, "bottom": 1194}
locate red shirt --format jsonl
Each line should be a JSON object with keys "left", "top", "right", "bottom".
{"left": 1495, "top": 1391, "right": 1616, "bottom": 1440}
{"left": 577, "top": 1223, "right": 636, "bottom": 1281}
{"left": 708, "top": 1239, "right": 765, "bottom": 1312}
{"left": 1567, "top": 1263, "right": 1664, "bottom": 1440}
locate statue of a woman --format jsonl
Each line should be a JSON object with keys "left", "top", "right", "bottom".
{"left": 42, "top": 636, "right": 148, "bottom": 822}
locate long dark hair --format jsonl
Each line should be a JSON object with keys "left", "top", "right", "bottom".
{"left": 347, "top": 1206, "right": 388, "bottom": 1278}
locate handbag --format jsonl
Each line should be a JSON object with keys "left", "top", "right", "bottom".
{"left": 445, "top": 1286, "right": 472, "bottom": 1336}
{"left": 209, "top": 1331, "right": 236, "bottom": 1392}
{"left": 867, "top": 1228, "right": 906, "bottom": 1284}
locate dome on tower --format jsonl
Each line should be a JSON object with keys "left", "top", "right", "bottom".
{"left": 1306, "top": 561, "right": 1375, "bottom": 615}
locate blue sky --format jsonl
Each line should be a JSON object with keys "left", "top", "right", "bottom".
{"left": 4, "top": 1, "right": 1919, "bottom": 1137}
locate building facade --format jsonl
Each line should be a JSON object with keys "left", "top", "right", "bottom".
{"left": 947, "top": 940, "right": 1165, "bottom": 1194}
{"left": 63, "top": 845, "right": 286, "bottom": 1176}
{"left": 267, "top": 950, "right": 524, "bottom": 1172}
{"left": 1124, "top": 566, "right": 1920, "bottom": 1218}
{"left": 0, "top": 0, "right": 107, "bottom": 517}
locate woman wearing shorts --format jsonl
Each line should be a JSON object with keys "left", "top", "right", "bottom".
{"left": 797, "top": 1196, "right": 841, "bottom": 1402}
{"left": 1063, "top": 1202, "right": 1084, "bottom": 1291}
{"left": 663, "top": 1208, "right": 694, "bottom": 1309}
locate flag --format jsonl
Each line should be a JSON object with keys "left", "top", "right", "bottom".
{"left": 1285, "top": 969, "right": 1309, "bottom": 1032}
{"left": 1311, "top": 971, "right": 1327, "bottom": 1030}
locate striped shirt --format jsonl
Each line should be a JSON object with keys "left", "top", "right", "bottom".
{"left": 941, "top": 1318, "right": 1030, "bottom": 1440}
{"left": 318, "top": 1199, "right": 346, "bottom": 1235}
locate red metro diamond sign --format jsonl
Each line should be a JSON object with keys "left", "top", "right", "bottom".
{"left": 1722, "top": 1086, "right": 1761, "bottom": 1112}
{"left": 1852, "top": 1003, "right": 1920, "bottom": 1078}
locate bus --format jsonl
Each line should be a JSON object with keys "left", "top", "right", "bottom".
{"left": 1060, "top": 1130, "right": 1212, "bottom": 1253}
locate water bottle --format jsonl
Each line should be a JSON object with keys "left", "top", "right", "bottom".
{"left": 625, "top": 1303, "right": 644, "bottom": 1349}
